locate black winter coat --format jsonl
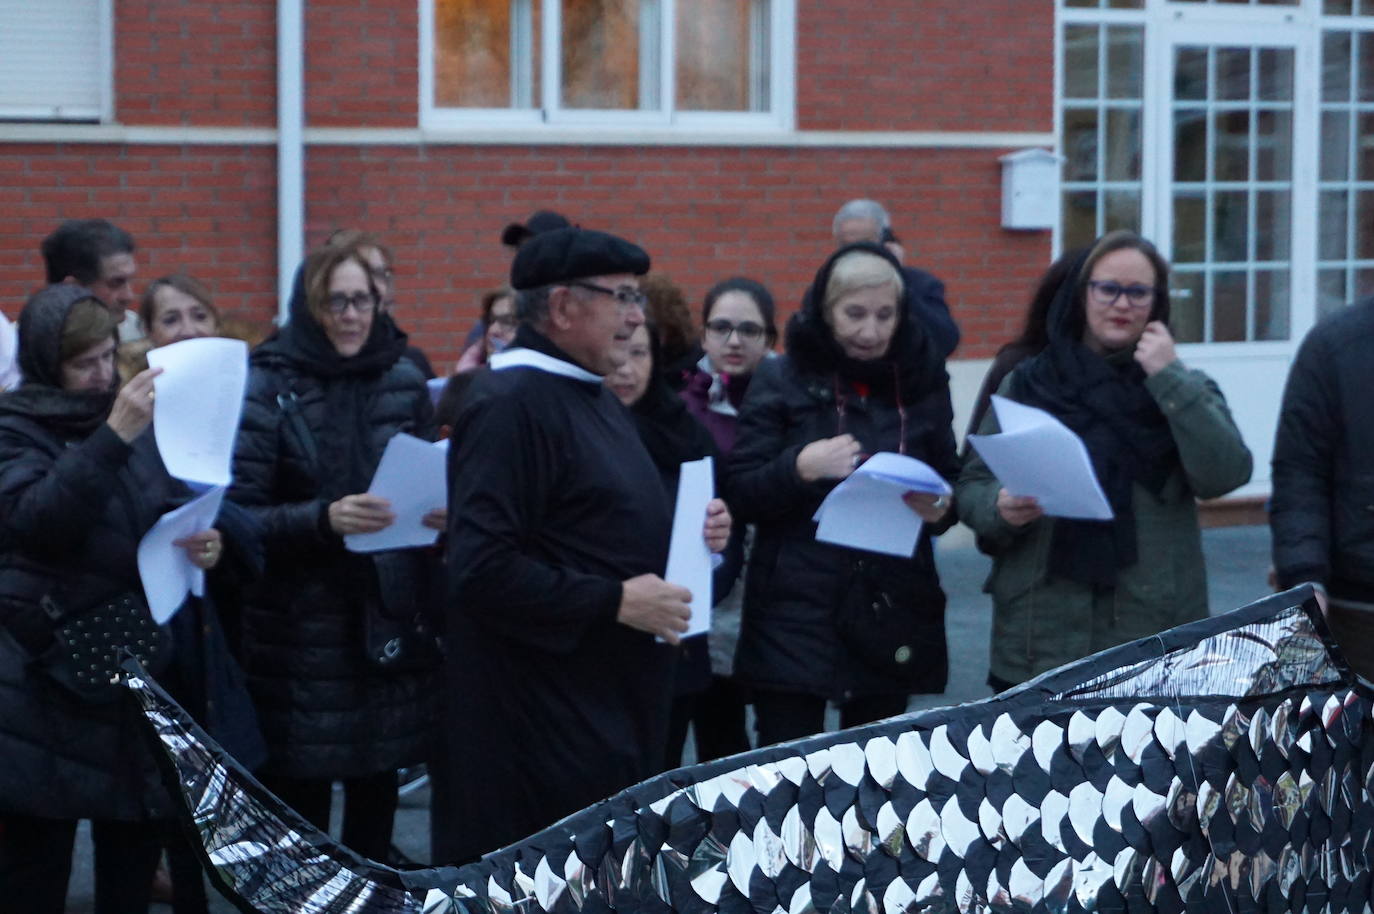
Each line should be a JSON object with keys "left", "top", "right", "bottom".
{"left": 229, "top": 325, "right": 437, "bottom": 779}
{"left": 1272, "top": 297, "right": 1374, "bottom": 601}
{"left": 0, "top": 420, "right": 233, "bottom": 820}
{"left": 727, "top": 244, "right": 960, "bottom": 702}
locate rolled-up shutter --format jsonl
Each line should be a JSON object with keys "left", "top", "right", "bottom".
{"left": 0, "top": 0, "right": 106, "bottom": 121}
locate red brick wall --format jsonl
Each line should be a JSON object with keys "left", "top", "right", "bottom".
{"left": 306, "top": 145, "right": 1050, "bottom": 367}
{"left": 306, "top": 0, "right": 419, "bottom": 127}
{"left": 115, "top": 0, "right": 277, "bottom": 126}
{"left": 0, "top": 145, "right": 278, "bottom": 325}
{"left": 797, "top": 0, "right": 1054, "bottom": 133}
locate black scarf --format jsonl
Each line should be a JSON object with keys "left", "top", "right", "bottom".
{"left": 0, "top": 285, "right": 117, "bottom": 438}
{"left": 1009, "top": 246, "right": 1180, "bottom": 587}
{"left": 786, "top": 241, "right": 947, "bottom": 409}
{"left": 251, "top": 265, "right": 410, "bottom": 500}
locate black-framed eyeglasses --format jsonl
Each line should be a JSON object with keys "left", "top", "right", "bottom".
{"left": 325, "top": 291, "right": 378, "bottom": 316}
{"left": 704, "top": 318, "right": 767, "bottom": 343}
{"left": 1087, "top": 280, "right": 1158, "bottom": 309}
{"left": 569, "top": 281, "right": 648, "bottom": 309}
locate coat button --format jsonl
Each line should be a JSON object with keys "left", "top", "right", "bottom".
{"left": 894, "top": 646, "right": 912, "bottom": 664}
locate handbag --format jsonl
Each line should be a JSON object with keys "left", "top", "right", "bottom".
{"left": 39, "top": 591, "right": 171, "bottom": 702}
{"left": 834, "top": 557, "right": 931, "bottom": 683}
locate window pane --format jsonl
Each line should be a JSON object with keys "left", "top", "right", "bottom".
{"left": 1214, "top": 110, "right": 1250, "bottom": 182}
{"left": 1255, "top": 190, "right": 1291, "bottom": 262}
{"left": 1358, "top": 112, "right": 1374, "bottom": 180}
{"left": 1175, "top": 108, "right": 1208, "bottom": 182}
{"left": 1104, "top": 189, "right": 1141, "bottom": 234}
{"left": 1357, "top": 190, "right": 1374, "bottom": 260}
{"left": 1175, "top": 48, "right": 1208, "bottom": 101}
{"left": 1320, "top": 190, "right": 1350, "bottom": 261}
{"left": 1211, "top": 270, "right": 1248, "bottom": 342}
{"left": 1318, "top": 268, "right": 1347, "bottom": 319}
{"left": 1064, "top": 25, "right": 1100, "bottom": 99}
{"left": 1253, "top": 270, "right": 1290, "bottom": 341}
{"left": 562, "top": 0, "right": 659, "bottom": 109}
{"left": 1104, "top": 109, "right": 1141, "bottom": 180}
{"left": 1105, "top": 26, "right": 1143, "bottom": 99}
{"left": 1325, "top": 0, "right": 1354, "bottom": 13}
{"left": 1257, "top": 48, "right": 1294, "bottom": 101}
{"left": 1361, "top": 33, "right": 1374, "bottom": 102}
{"left": 435, "top": 0, "right": 539, "bottom": 108}
{"left": 1255, "top": 110, "right": 1292, "bottom": 182}
{"left": 1216, "top": 48, "right": 1251, "bottom": 101}
{"left": 1171, "top": 270, "right": 1206, "bottom": 343}
{"left": 1173, "top": 190, "right": 1207, "bottom": 263}
{"left": 1064, "top": 108, "right": 1100, "bottom": 182}
{"left": 1063, "top": 191, "right": 1099, "bottom": 250}
{"left": 676, "top": 0, "right": 766, "bottom": 112}
{"left": 1356, "top": 268, "right": 1374, "bottom": 301}
{"left": 1213, "top": 190, "right": 1249, "bottom": 262}
{"left": 1321, "top": 110, "right": 1351, "bottom": 181}
{"left": 1323, "top": 32, "right": 1352, "bottom": 103}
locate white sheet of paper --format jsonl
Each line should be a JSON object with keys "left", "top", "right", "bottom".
{"left": 427, "top": 377, "right": 447, "bottom": 406}
{"left": 148, "top": 338, "right": 248, "bottom": 487}
{"left": 138, "top": 485, "right": 226, "bottom": 624}
{"left": 345, "top": 434, "right": 449, "bottom": 553}
{"left": 664, "top": 457, "right": 714, "bottom": 640}
{"left": 966, "top": 394, "right": 1114, "bottom": 521}
{"left": 811, "top": 452, "right": 951, "bottom": 558}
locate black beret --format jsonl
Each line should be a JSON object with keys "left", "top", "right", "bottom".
{"left": 500, "top": 210, "right": 572, "bottom": 247}
{"left": 509, "top": 227, "right": 651, "bottom": 291}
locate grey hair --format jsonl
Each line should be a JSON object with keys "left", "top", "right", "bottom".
{"left": 831, "top": 199, "right": 891, "bottom": 241}
{"left": 515, "top": 285, "right": 553, "bottom": 325}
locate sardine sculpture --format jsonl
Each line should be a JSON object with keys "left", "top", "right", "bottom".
{"left": 125, "top": 586, "right": 1374, "bottom": 914}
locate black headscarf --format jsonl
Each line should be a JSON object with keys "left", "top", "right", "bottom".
{"left": 628, "top": 323, "right": 719, "bottom": 484}
{"left": 251, "top": 262, "right": 410, "bottom": 499}
{"left": 0, "top": 284, "right": 117, "bottom": 437}
{"left": 786, "top": 241, "right": 946, "bottom": 403}
{"left": 1009, "top": 239, "right": 1180, "bottom": 587}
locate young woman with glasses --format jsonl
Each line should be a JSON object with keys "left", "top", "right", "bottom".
{"left": 957, "top": 230, "right": 1252, "bottom": 692}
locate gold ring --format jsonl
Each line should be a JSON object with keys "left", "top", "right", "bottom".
{"left": 148, "top": 390, "right": 156, "bottom": 401}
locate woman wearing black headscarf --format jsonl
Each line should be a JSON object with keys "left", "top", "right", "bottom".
{"left": 957, "top": 230, "right": 1252, "bottom": 690}
{"left": 727, "top": 243, "right": 960, "bottom": 746}
{"left": 228, "top": 237, "right": 440, "bottom": 859}
{"left": 0, "top": 285, "right": 258, "bottom": 914}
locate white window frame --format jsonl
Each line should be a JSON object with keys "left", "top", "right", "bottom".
{"left": 418, "top": 0, "right": 796, "bottom": 132}
{"left": 0, "top": 0, "right": 114, "bottom": 123}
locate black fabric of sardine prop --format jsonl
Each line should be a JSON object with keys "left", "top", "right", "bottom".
{"left": 123, "top": 586, "right": 1374, "bottom": 913}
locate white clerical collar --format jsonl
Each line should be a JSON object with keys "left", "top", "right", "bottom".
{"left": 489, "top": 347, "right": 602, "bottom": 383}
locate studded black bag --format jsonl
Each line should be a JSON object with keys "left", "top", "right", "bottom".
{"left": 39, "top": 591, "right": 171, "bottom": 702}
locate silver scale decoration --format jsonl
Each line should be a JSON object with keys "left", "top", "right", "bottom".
{"left": 125, "top": 590, "right": 1374, "bottom": 914}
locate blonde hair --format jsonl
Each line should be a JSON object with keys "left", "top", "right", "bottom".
{"left": 823, "top": 250, "right": 903, "bottom": 311}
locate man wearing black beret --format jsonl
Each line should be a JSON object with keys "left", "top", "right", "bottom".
{"left": 433, "top": 227, "right": 732, "bottom": 863}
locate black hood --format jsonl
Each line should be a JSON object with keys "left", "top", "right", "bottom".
{"left": 785, "top": 242, "right": 943, "bottom": 399}
{"left": 0, "top": 284, "right": 118, "bottom": 437}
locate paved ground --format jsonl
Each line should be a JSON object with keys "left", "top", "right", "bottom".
{"left": 66, "top": 524, "right": 1276, "bottom": 912}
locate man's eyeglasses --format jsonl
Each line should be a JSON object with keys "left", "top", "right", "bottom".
{"left": 325, "top": 291, "right": 378, "bottom": 316}
{"left": 1087, "top": 280, "right": 1158, "bottom": 309}
{"left": 570, "top": 281, "right": 648, "bottom": 309}
{"left": 704, "top": 319, "right": 767, "bottom": 343}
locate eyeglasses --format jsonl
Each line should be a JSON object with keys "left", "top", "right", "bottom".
{"left": 570, "top": 281, "right": 648, "bottom": 309}
{"left": 1087, "top": 280, "right": 1158, "bottom": 309}
{"left": 489, "top": 315, "right": 519, "bottom": 330}
{"left": 325, "top": 291, "right": 378, "bottom": 316}
{"left": 704, "top": 318, "right": 767, "bottom": 343}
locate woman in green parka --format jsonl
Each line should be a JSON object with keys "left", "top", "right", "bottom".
{"left": 957, "top": 231, "right": 1252, "bottom": 690}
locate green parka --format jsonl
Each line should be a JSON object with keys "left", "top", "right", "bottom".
{"left": 956, "top": 357, "right": 1252, "bottom": 685}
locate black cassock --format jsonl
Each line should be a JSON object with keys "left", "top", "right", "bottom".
{"left": 433, "top": 329, "right": 675, "bottom": 864}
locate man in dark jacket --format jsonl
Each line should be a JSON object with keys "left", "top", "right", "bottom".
{"left": 432, "top": 227, "right": 730, "bottom": 864}
{"left": 831, "top": 198, "right": 960, "bottom": 358}
{"left": 1271, "top": 297, "right": 1374, "bottom": 677}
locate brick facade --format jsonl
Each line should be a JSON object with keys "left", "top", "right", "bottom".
{"left": 1, "top": 0, "right": 1056, "bottom": 367}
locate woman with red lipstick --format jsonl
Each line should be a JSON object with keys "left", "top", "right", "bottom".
{"left": 727, "top": 244, "right": 960, "bottom": 746}
{"left": 957, "top": 231, "right": 1252, "bottom": 691}
{"left": 228, "top": 237, "right": 439, "bottom": 861}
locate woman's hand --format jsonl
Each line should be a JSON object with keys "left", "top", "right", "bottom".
{"left": 1134, "top": 321, "right": 1178, "bottom": 377}
{"left": 106, "top": 367, "right": 163, "bottom": 443}
{"left": 703, "top": 498, "right": 731, "bottom": 553}
{"left": 796, "top": 434, "right": 862, "bottom": 482}
{"left": 328, "top": 494, "right": 396, "bottom": 535}
{"left": 175, "top": 528, "right": 223, "bottom": 570}
{"left": 903, "top": 491, "right": 951, "bottom": 524}
{"left": 996, "top": 488, "right": 1044, "bottom": 527}
{"left": 421, "top": 507, "right": 448, "bottom": 531}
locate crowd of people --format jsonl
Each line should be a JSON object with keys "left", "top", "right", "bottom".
{"left": 4, "top": 197, "right": 1367, "bottom": 913}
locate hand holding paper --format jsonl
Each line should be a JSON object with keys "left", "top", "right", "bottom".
{"left": 966, "top": 395, "right": 1113, "bottom": 521}
{"left": 663, "top": 457, "right": 715, "bottom": 640}
{"left": 813, "top": 452, "right": 952, "bottom": 558}
{"left": 345, "top": 433, "right": 450, "bottom": 553}
{"left": 138, "top": 485, "right": 226, "bottom": 624}
{"left": 147, "top": 337, "right": 248, "bottom": 487}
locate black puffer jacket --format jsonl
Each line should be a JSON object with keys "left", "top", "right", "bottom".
{"left": 1272, "top": 297, "right": 1374, "bottom": 601}
{"left": 0, "top": 285, "right": 260, "bottom": 820}
{"left": 228, "top": 275, "right": 437, "bottom": 779}
{"left": 727, "top": 244, "right": 960, "bottom": 701}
